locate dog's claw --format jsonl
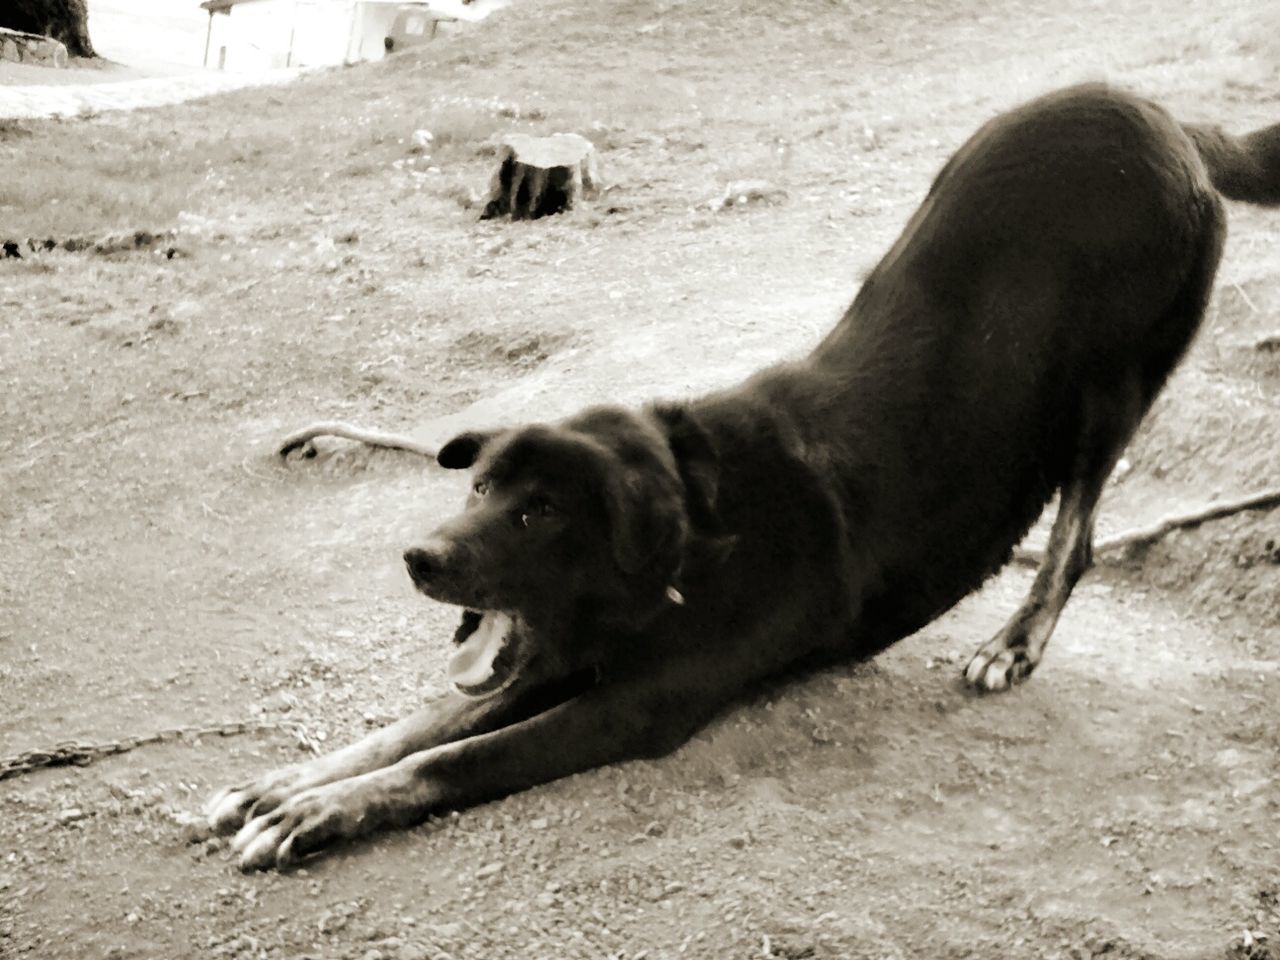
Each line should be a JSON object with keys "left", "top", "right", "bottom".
{"left": 235, "top": 816, "right": 291, "bottom": 872}
{"left": 206, "top": 786, "right": 259, "bottom": 835}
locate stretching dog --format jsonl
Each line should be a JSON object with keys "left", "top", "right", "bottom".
{"left": 210, "top": 84, "right": 1280, "bottom": 871}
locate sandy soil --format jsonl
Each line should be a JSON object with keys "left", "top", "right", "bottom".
{"left": 1, "top": 0, "right": 1277, "bottom": 958}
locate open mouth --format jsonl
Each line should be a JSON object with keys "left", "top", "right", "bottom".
{"left": 447, "top": 611, "right": 522, "bottom": 698}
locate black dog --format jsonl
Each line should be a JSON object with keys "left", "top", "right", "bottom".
{"left": 209, "top": 84, "right": 1280, "bottom": 870}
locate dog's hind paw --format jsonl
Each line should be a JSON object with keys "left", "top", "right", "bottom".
{"left": 962, "top": 642, "right": 1038, "bottom": 692}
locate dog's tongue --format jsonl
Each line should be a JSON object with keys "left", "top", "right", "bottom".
{"left": 447, "top": 612, "right": 516, "bottom": 697}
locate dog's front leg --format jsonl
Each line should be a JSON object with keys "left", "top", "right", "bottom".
{"left": 206, "top": 689, "right": 526, "bottom": 835}
{"left": 231, "top": 681, "right": 701, "bottom": 871}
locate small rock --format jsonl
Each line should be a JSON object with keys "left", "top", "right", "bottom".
{"left": 530, "top": 817, "right": 550, "bottom": 830}
{"left": 428, "top": 921, "right": 463, "bottom": 940}
{"left": 398, "top": 945, "right": 431, "bottom": 960}
{"left": 651, "top": 881, "right": 686, "bottom": 901}
{"left": 412, "top": 129, "right": 434, "bottom": 148}
{"left": 475, "top": 861, "right": 504, "bottom": 880}
{"left": 318, "top": 911, "right": 349, "bottom": 934}
{"left": 643, "top": 821, "right": 665, "bottom": 837}
{"left": 57, "top": 808, "right": 87, "bottom": 825}
{"left": 714, "top": 179, "right": 787, "bottom": 210}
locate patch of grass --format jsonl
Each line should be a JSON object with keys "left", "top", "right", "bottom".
{"left": 0, "top": 117, "right": 295, "bottom": 237}
{"left": 0, "top": 118, "right": 32, "bottom": 141}
{"left": 0, "top": 71, "right": 587, "bottom": 240}
{"left": 420, "top": 100, "right": 510, "bottom": 153}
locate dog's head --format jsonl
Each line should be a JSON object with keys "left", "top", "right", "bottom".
{"left": 404, "top": 404, "right": 721, "bottom": 697}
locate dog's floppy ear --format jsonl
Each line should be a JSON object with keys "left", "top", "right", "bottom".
{"left": 651, "top": 404, "right": 720, "bottom": 531}
{"left": 603, "top": 468, "right": 685, "bottom": 575}
{"left": 602, "top": 405, "right": 720, "bottom": 575}
{"left": 437, "top": 430, "right": 500, "bottom": 470}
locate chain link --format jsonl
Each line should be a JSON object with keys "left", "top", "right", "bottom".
{"left": 0, "top": 719, "right": 320, "bottom": 781}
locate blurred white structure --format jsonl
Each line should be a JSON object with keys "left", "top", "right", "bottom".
{"left": 199, "top": 0, "right": 506, "bottom": 71}
{"left": 90, "top": 0, "right": 209, "bottom": 71}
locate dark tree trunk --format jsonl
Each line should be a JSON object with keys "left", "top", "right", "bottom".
{"left": 480, "top": 134, "right": 600, "bottom": 221}
{"left": 1, "top": 0, "right": 94, "bottom": 58}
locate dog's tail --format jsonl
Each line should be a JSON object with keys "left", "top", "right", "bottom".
{"left": 1183, "top": 121, "right": 1280, "bottom": 206}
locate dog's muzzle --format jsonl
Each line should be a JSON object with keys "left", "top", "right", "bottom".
{"left": 403, "top": 542, "right": 452, "bottom": 592}
{"left": 404, "top": 546, "right": 521, "bottom": 698}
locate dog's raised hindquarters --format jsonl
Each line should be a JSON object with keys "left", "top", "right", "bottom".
{"left": 211, "top": 84, "right": 1280, "bottom": 871}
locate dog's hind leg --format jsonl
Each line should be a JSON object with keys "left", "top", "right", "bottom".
{"left": 964, "top": 382, "right": 1147, "bottom": 692}
{"left": 965, "top": 199, "right": 1224, "bottom": 692}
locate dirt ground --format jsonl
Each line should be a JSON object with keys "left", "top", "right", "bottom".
{"left": 1, "top": 0, "right": 1278, "bottom": 958}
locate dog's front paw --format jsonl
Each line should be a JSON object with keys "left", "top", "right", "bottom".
{"left": 230, "top": 779, "right": 374, "bottom": 872}
{"left": 206, "top": 768, "right": 307, "bottom": 836}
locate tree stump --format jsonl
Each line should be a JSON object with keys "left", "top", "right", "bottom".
{"left": 480, "top": 133, "right": 600, "bottom": 221}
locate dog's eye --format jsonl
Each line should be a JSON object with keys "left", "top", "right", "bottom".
{"left": 472, "top": 480, "right": 490, "bottom": 497}
{"left": 520, "top": 498, "right": 557, "bottom": 527}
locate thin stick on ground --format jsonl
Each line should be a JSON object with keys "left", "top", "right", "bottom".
{"left": 277, "top": 422, "right": 437, "bottom": 459}
{"left": 1012, "top": 486, "right": 1280, "bottom": 567}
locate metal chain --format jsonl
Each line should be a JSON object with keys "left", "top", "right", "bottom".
{"left": 0, "top": 719, "right": 319, "bottom": 781}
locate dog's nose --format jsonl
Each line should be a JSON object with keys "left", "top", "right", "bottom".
{"left": 404, "top": 542, "right": 449, "bottom": 584}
